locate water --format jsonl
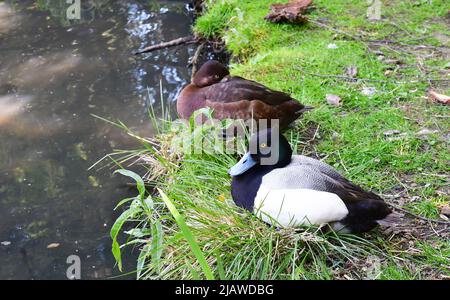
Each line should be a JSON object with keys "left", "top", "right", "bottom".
{"left": 0, "top": 0, "right": 196, "bottom": 279}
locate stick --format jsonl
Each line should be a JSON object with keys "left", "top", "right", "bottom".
{"left": 294, "top": 66, "right": 450, "bottom": 84}
{"left": 309, "top": 19, "right": 361, "bottom": 41}
{"left": 190, "top": 42, "right": 205, "bottom": 81}
{"left": 133, "top": 36, "right": 197, "bottom": 55}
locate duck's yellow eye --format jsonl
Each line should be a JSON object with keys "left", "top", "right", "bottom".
{"left": 214, "top": 75, "right": 220, "bottom": 79}
{"left": 260, "top": 143, "right": 267, "bottom": 148}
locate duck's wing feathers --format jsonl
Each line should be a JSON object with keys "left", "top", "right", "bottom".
{"left": 204, "top": 76, "right": 295, "bottom": 105}
{"left": 262, "top": 155, "right": 385, "bottom": 203}
{"left": 260, "top": 155, "right": 392, "bottom": 232}
{"left": 205, "top": 99, "right": 306, "bottom": 128}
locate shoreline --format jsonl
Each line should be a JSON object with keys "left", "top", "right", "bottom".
{"left": 110, "top": 0, "right": 450, "bottom": 280}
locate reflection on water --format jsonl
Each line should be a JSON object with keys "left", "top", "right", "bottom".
{"left": 0, "top": 0, "right": 194, "bottom": 279}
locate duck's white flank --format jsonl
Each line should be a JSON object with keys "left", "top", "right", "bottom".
{"left": 254, "top": 185, "right": 349, "bottom": 227}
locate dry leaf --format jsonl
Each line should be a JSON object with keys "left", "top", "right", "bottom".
{"left": 47, "top": 243, "right": 60, "bottom": 249}
{"left": 440, "top": 205, "right": 450, "bottom": 216}
{"left": 429, "top": 90, "right": 450, "bottom": 104}
{"left": 326, "top": 94, "right": 341, "bottom": 106}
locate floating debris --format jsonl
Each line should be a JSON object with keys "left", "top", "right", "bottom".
{"left": 74, "top": 142, "right": 88, "bottom": 161}
{"left": 88, "top": 175, "right": 101, "bottom": 188}
{"left": 47, "top": 243, "right": 60, "bottom": 249}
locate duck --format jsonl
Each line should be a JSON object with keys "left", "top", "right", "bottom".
{"left": 176, "top": 60, "right": 312, "bottom": 129}
{"left": 228, "top": 128, "right": 395, "bottom": 233}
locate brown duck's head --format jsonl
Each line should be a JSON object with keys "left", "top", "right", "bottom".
{"left": 192, "top": 60, "right": 230, "bottom": 87}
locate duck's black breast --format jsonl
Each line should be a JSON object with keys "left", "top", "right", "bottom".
{"left": 203, "top": 76, "right": 294, "bottom": 105}
{"left": 231, "top": 167, "right": 273, "bottom": 211}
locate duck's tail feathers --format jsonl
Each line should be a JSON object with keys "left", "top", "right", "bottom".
{"left": 376, "top": 212, "right": 404, "bottom": 227}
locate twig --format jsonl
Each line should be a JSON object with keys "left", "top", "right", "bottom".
{"left": 310, "top": 19, "right": 446, "bottom": 52}
{"left": 190, "top": 42, "right": 206, "bottom": 82}
{"left": 386, "top": 21, "right": 416, "bottom": 39}
{"left": 387, "top": 202, "right": 450, "bottom": 225}
{"left": 133, "top": 36, "right": 198, "bottom": 55}
{"left": 309, "top": 19, "right": 361, "bottom": 41}
{"left": 294, "top": 66, "right": 450, "bottom": 84}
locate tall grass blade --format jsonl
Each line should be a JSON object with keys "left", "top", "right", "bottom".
{"left": 158, "top": 188, "right": 215, "bottom": 280}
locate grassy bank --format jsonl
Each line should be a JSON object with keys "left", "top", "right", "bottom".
{"left": 108, "top": 0, "right": 449, "bottom": 279}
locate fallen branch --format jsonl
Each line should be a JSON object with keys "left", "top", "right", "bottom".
{"left": 309, "top": 19, "right": 361, "bottom": 41}
{"left": 190, "top": 42, "right": 206, "bottom": 81}
{"left": 294, "top": 66, "right": 450, "bottom": 84}
{"left": 133, "top": 36, "right": 198, "bottom": 55}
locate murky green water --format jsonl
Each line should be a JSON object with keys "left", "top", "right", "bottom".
{"left": 0, "top": 0, "right": 195, "bottom": 279}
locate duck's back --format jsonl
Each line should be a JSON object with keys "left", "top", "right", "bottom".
{"left": 261, "top": 155, "right": 384, "bottom": 201}
{"left": 260, "top": 155, "right": 346, "bottom": 191}
{"left": 203, "top": 76, "right": 295, "bottom": 105}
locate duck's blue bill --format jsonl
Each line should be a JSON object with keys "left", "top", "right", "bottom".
{"left": 228, "top": 152, "right": 257, "bottom": 176}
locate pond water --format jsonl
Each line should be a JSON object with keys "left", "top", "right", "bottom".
{"left": 0, "top": 0, "right": 196, "bottom": 279}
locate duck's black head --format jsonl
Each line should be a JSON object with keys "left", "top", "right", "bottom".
{"left": 228, "top": 128, "right": 293, "bottom": 177}
{"left": 192, "top": 60, "right": 230, "bottom": 87}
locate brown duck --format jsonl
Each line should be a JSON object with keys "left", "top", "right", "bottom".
{"left": 176, "top": 60, "right": 312, "bottom": 128}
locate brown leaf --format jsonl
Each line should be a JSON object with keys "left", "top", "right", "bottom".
{"left": 47, "top": 243, "right": 60, "bottom": 249}
{"left": 265, "top": 0, "right": 312, "bottom": 24}
{"left": 326, "top": 94, "right": 341, "bottom": 106}
{"left": 429, "top": 90, "right": 450, "bottom": 104}
{"left": 440, "top": 205, "right": 450, "bottom": 217}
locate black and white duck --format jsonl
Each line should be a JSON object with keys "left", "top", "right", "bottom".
{"left": 229, "top": 129, "right": 395, "bottom": 233}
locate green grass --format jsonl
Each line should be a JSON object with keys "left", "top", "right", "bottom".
{"left": 103, "top": 0, "right": 449, "bottom": 279}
